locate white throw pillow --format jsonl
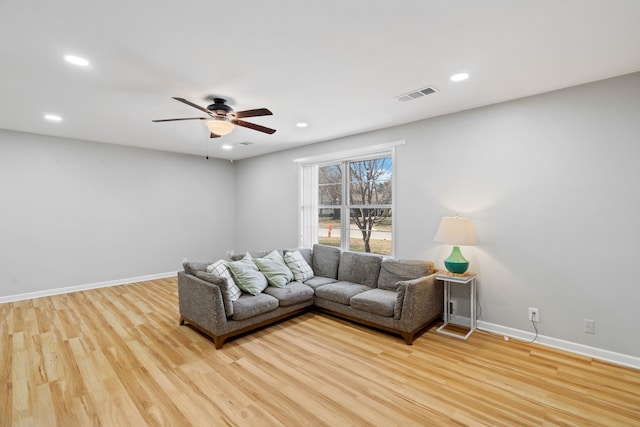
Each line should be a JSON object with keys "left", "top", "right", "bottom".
{"left": 207, "top": 259, "right": 242, "bottom": 302}
{"left": 284, "top": 250, "right": 314, "bottom": 282}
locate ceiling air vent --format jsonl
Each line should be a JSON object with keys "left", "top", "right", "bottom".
{"left": 395, "top": 85, "right": 438, "bottom": 102}
{"left": 238, "top": 141, "right": 254, "bottom": 146}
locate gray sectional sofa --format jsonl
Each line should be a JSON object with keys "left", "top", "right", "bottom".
{"left": 178, "top": 244, "right": 443, "bottom": 349}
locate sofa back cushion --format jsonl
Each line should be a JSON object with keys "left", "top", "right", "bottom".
{"left": 182, "top": 261, "right": 210, "bottom": 276}
{"left": 230, "top": 250, "right": 277, "bottom": 261}
{"left": 337, "top": 251, "right": 383, "bottom": 288}
{"left": 312, "top": 244, "right": 341, "bottom": 279}
{"left": 377, "top": 259, "right": 434, "bottom": 290}
{"left": 295, "top": 248, "right": 313, "bottom": 267}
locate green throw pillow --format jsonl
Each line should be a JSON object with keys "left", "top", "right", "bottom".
{"left": 253, "top": 250, "right": 294, "bottom": 288}
{"left": 227, "top": 253, "right": 268, "bottom": 296}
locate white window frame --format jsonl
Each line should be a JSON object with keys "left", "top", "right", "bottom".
{"left": 295, "top": 140, "right": 405, "bottom": 255}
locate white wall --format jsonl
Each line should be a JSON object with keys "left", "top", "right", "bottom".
{"left": 0, "top": 130, "right": 236, "bottom": 297}
{"left": 234, "top": 149, "right": 301, "bottom": 253}
{"left": 2, "top": 73, "right": 638, "bottom": 360}
{"left": 235, "top": 72, "right": 640, "bottom": 358}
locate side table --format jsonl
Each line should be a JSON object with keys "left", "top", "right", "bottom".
{"left": 436, "top": 273, "right": 477, "bottom": 340}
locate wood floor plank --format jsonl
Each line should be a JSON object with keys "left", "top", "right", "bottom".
{"left": 1, "top": 276, "right": 639, "bottom": 427}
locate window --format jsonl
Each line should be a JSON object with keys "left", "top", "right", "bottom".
{"left": 298, "top": 143, "right": 400, "bottom": 256}
{"left": 346, "top": 157, "right": 392, "bottom": 254}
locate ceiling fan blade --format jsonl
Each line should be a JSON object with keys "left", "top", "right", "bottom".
{"left": 152, "top": 117, "right": 208, "bottom": 122}
{"left": 210, "top": 132, "right": 220, "bottom": 138}
{"left": 233, "top": 119, "right": 276, "bottom": 134}
{"left": 173, "top": 97, "right": 212, "bottom": 115}
{"left": 235, "top": 108, "right": 273, "bottom": 118}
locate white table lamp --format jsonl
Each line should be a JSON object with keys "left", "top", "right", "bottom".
{"left": 434, "top": 215, "right": 477, "bottom": 274}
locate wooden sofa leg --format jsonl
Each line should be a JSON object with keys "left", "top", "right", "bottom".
{"left": 213, "top": 336, "right": 227, "bottom": 349}
{"left": 179, "top": 315, "right": 185, "bottom": 325}
{"left": 401, "top": 332, "right": 415, "bottom": 345}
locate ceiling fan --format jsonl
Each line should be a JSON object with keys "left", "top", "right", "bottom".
{"left": 153, "top": 97, "right": 276, "bottom": 138}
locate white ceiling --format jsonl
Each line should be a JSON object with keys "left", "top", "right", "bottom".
{"left": 1, "top": 1, "right": 640, "bottom": 160}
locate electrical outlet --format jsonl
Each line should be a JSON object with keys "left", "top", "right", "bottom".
{"left": 584, "top": 319, "right": 595, "bottom": 334}
{"left": 528, "top": 307, "right": 539, "bottom": 322}
{"left": 449, "top": 298, "right": 457, "bottom": 315}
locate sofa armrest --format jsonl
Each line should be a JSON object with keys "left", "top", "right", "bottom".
{"left": 394, "top": 272, "right": 444, "bottom": 328}
{"left": 177, "top": 271, "right": 229, "bottom": 336}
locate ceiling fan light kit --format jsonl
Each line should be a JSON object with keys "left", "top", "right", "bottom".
{"left": 153, "top": 97, "right": 275, "bottom": 139}
{"left": 206, "top": 117, "right": 234, "bottom": 136}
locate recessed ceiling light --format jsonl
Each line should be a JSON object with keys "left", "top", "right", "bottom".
{"left": 296, "top": 122, "right": 308, "bottom": 128}
{"left": 221, "top": 144, "right": 233, "bottom": 150}
{"left": 64, "top": 55, "right": 90, "bottom": 66}
{"left": 44, "top": 114, "right": 62, "bottom": 122}
{"left": 450, "top": 72, "right": 469, "bottom": 82}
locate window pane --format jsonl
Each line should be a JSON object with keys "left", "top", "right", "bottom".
{"left": 319, "top": 183, "right": 342, "bottom": 205}
{"left": 319, "top": 164, "right": 342, "bottom": 205}
{"left": 349, "top": 208, "right": 392, "bottom": 255}
{"left": 318, "top": 208, "right": 341, "bottom": 248}
{"left": 348, "top": 158, "right": 392, "bottom": 205}
{"left": 319, "top": 164, "right": 342, "bottom": 184}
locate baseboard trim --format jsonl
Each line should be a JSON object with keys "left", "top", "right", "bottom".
{"left": 478, "top": 321, "right": 640, "bottom": 370}
{"left": 0, "top": 271, "right": 178, "bottom": 304}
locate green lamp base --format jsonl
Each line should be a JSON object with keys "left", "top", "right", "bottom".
{"left": 444, "top": 245, "right": 470, "bottom": 274}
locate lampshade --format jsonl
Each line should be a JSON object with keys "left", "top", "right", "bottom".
{"left": 434, "top": 216, "right": 476, "bottom": 274}
{"left": 206, "top": 118, "right": 234, "bottom": 136}
{"left": 434, "top": 216, "right": 476, "bottom": 246}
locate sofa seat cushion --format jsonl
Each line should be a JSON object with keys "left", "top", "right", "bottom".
{"left": 303, "top": 276, "right": 338, "bottom": 289}
{"left": 264, "top": 282, "right": 314, "bottom": 307}
{"left": 377, "top": 259, "right": 433, "bottom": 291}
{"left": 231, "top": 293, "right": 279, "bottom": 321}
{"left": 314, "top": 281, "right": 373, "bottom": 305}
{"left": 350, "top": 289, "right": 396, "bottom": 317}
{"left": 337, "top": 251, "right": 383, "bottom": 288}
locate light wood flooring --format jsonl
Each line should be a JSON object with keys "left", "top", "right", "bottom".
{"left": 1, "top": 277, "right": 639, "bottom": 426}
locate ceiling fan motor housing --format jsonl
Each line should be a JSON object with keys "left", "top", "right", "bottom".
{"left": 208, "top": 98, "right": 233, "bottom": 116}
